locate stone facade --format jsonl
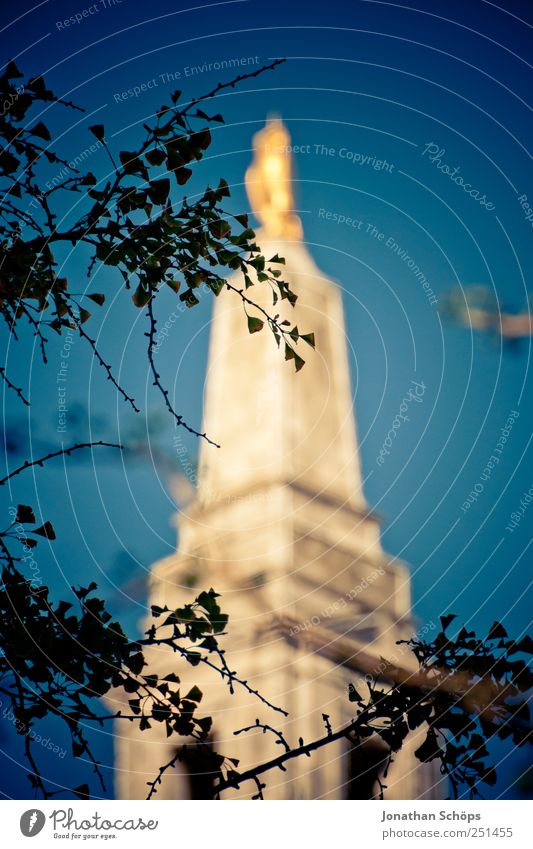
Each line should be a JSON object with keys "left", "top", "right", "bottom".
{"left": 114, "top": 120, "right": 441, "bottom": 801}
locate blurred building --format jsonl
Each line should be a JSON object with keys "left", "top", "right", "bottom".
{"left": 115, "top": 118, "right": 440, "bottom": 800}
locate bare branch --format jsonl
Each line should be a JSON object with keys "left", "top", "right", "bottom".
{"left": 145, "top": 293, "right": 220, "bottom": 447}
{"left": 234, "top": 719, "right": 291, "bottom": 752}
{"left": 65, "top": 304, "right": 140, "bottom": 413}
{"left": 0, "top": 366, "right": 30, "bottom": 406}
{"left": 214, "top": 717, "right": 357, "bottom": 797}
{"left": 182, "top": 58, "right": 287, "bottom": 118}
{"left": 0, "top": 440, "right": 123, "bottom": 486}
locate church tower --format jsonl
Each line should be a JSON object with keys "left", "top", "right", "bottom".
{"left": 115, "top": 119, "right": 441, "bottom": 800}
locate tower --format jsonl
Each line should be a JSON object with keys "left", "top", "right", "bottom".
{"left": 115, "top": 119, "right": 440, "bottom": 800}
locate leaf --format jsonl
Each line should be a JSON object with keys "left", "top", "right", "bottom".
{"left": 194, "top": 128, "right": 211, "bottom": 150}
{"left": 293, "top": 353, "right": 305, "bottom": 372}
{"left": 33, "top": 521, "right": 56, "bottom": 540}
{"left": 128, "top": 653, "right": 145, "bottom": 675}
{"left": 414, "top": 732, "right": 442, "bottom": 763}
{"left": 27, "top": 76, "right": 48, "bottom": 97}
{"left": 4, "top": 60, "right": 23, "bottom": 79}
{"left": 217, "top": 177, "right": 230, "bottom": 197}
{"left": 407, "top": 703, "right": 432, "bottom": 730}
{"left": 197, "top": 589, "right": 219, "bottom": 614}
{"left": 301, "top": 332, "right": 315, "bottom": 348}
{"left": 88, "top": 124, "right": 105, "bottom": 143}
{"left": 247, "top": 316, "right": 264, "bottom": 334}
{"left": 145, "top": 148, "right": 166, "bottom": 166}
{"left": 175, "top": 166, "right": 192, "bottom": 185}
{"left": 147, "top": 178, "right": 170, "bottom": 205}
{"left": 30, "top": 121, "right": 51, "bottom": 141}
{"left": 72, "top": 740, "right": 85, "bottom": 758}
{"left": 185, "top": 685, "right": 203, "bottom": 703}
{"left": 209, "top": 219, "right": 231, "bottom": 239}
{"left": 73, "top": 784, "right": 90, "bottom": 800}
{"left": 516, "top": 635, "right": 533, "bottom": 655}
{"left": 469, "top": 734, "right": 488, "bottom": 758}
{"left": 482, "top": 766, "right": 497, "bottom": 786}
{"left": 81, "top": 172, "right": 97, "bottom": 186}
{"left": 119, "top": 150, "right": 145, "bottom": 175}
{"left": 488, "top": 621, "right": 508, "bottom": 640}
{"left": 348, "top": 683, "right": 362, "bottom": 702}
{"left": 56, "top": 600, "right": 73, "bottom": 617}
{"left": 195, "top": 716, "right": 213, "bottom": 734}
{"left": 179, "top": 289, "right": 199, "bottom": 308}
{"left": 166, "top": 279, "right": 181, "bottom": 293}
{"left": 0, "top": 150, "right": 20, "bottom": 174}
{"left": 132, "top": 284, "right": 151, "bottom": 308}
{"left": 15, "top": 504, "right": 36, "bottom": 524}
{"left": 162, "top": 672, "right": 180, "bottom": 683}
{"left": 439, "top": 614, "right": 456, "bottom": 633}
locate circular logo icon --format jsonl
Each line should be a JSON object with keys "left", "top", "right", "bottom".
{"left": 20, "top": 810, "right": 46, "bottom": 837}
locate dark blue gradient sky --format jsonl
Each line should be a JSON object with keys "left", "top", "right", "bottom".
{"left": 1, "top": 0, "right": 532, "bottom": 800}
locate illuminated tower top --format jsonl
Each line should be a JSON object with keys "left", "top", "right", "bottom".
{"left": 245, "top": 116, "right": 303, "bottom": 240}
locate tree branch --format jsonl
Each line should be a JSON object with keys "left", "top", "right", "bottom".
{"left": 145, "top": 292, "right": 220, "bottom": 447}
{"left": 0, "top": 366, "right": 30, "bottom": 406}
{"left": 0, "top": 440, "right": 123, "bottom": 486}
{"left": 181, "top": 58, "right": 287, "bottom": 118}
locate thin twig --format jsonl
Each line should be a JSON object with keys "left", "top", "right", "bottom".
{"left": 0, "top": 367, "right": 30, "bottom": 406}
{"left": 145, "top": 293, "right": 220, "bottom": 447}
{"left": 182, "top": 58, "right": 287, "bottom": 118}
{"left": 0, "top": 440, "right": 123, "bottom": 486}
{"left": 234, "top": 719, "right": 291, "bottom": 752}
{"left": 137, "top": 634, "right": 287, "bottom": 717}
{"left": 146, "top": 748, "right": 183, "bottom": 800}
{"left": 65, "top": 305, "right": 140, "bottom": 412}
{"left": 72, "top": 729, "right": 106, "bottom": 793}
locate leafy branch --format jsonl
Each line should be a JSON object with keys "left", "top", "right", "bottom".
{"left": 141, "top": 600, "right": 287, "bottom": 717}
{"left": 212, "top": 616, "right": 532, "bottom": 799}
{"left": 0, "top": 528, "right": 260, "bottom": 799}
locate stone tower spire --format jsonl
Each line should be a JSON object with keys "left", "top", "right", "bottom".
{"left": 115, "top": 119, "right": 440, "bottom": 801}
{"left": 198, "top": 116, "right": 364, "bottom": 515}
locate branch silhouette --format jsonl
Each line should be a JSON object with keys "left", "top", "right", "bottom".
{"left": 0, "top": 441, "right": 123, "bottom": 487}
{"left": 0, "top": 58, "right": 311, "bottom": 446}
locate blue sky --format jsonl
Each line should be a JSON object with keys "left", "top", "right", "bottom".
{"left": 1, "top": 0, "right": 532, "bottom": 799}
